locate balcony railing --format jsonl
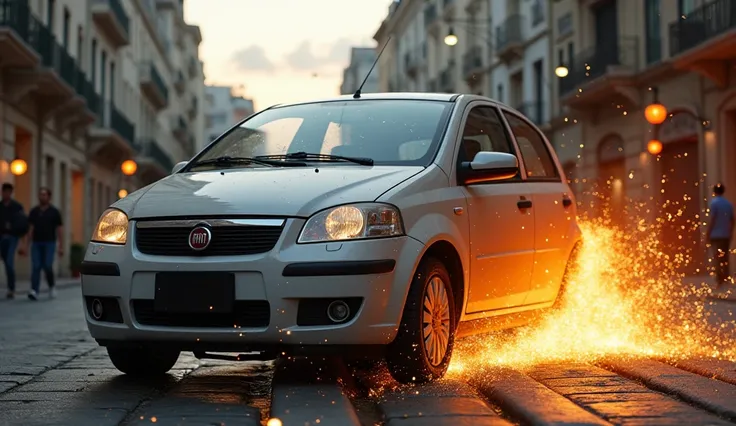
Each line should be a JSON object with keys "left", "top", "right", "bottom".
{"left": 531, "top": 0, "right": 545, "bottom": 27}
{"left": 0, "top": 0, "right": 42, "bottom": 47}
{"left": 111, "top": 105, "right": 135, "bottom": 145}
{"left": 93, "top": 0, "right": 129, "bottom": 35}
{"left": 668, "top": 0, "right": 736, "bottom": 57}
{"left": 515, "top": 102, "right": 544, "bottom": 125}
{"left": 462, "top": 46, "right": 483, "bottom": 76}
{"left": 141, "top": 62, "right": 169, "bottom": 103}
{"left": 496, "top": 14, "right": 524, "bottom": 53}
{"left": 147, "top": 139, "right": 174, "bottom": 172}
{"left": 559, "top": 37, "right": 639, "bottom": 97}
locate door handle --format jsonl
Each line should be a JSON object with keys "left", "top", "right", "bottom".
{"left": 562, "top": 198, "right": 572, "bottom": 207}
{"left": 517, "top": 200, "right": 533, "bottom": 209}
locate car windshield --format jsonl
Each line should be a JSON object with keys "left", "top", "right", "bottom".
{"left": 188, "top": 99, "right": 453, "bottom": 169}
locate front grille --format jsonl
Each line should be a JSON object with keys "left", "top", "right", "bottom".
{"left": 135, "top": 222, "right": 283, "bottom": 256}
{"left": 132, "top": 300, "right": 270, "bottom": 328}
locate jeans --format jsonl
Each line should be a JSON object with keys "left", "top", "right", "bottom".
{"left": 710, "top": 238, "right": 731, "bottom": 286}
{"left": 31, "top": 241, "right": 56, "bottom": 293}
{"left": 0, "top": 235, "right": 18, "bottom": 292}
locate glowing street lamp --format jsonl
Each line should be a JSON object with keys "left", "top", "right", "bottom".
{"left": 121, "top": 159, "right": 137, "bottom": 176}
{"left": 118, "top": 189, "right": 128, "bottom": 198}
{"left": 444, "top": 28, "right": 458, "bottom": 46}
{"left": 647, "top": 139, "right": 663, "bottom": 155}
{"left": 645, "top": 87, "right": 667, "bottom": 125}
{"left": 10, "top": 158, "right": 27, "bottom": 176}
{"left": 555, "top": 64, "right": 569, "bottom": 78}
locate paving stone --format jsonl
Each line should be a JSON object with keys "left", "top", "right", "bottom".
{"left": 603, "top": 358, "right": 736, "bottom": 420}
{"left": 669, "top": 358, "right": 736, "bottom": 386}
{"left": 0, "top": 404, "right": 128, "bottom": 426}
{"left": 380, "top": 396, "right": 498, "bottom": 420}
{"left": 384, "top": 416, "right": 512, "bottom": 426}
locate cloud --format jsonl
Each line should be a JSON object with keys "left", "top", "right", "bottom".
{"left": 285, "top": 41, "right": 323, "bottom": 70}
{"left": 283, "top": 38, "right": 367, "bottom": 72}
{"left": 326, "top": 38, "right": 355, "bottom": 63}
{"left": 230, "top": 46, "right": 274, "bottom": 72}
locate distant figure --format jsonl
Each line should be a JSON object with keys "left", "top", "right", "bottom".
{"left": 0, "top": 183, "right": 27, "bottom": 299}
{"left": 26, "top": 187, "right": 63, "bottom": 300}
{"left": 707, "top": 183, "right": 734, "bottom": 289}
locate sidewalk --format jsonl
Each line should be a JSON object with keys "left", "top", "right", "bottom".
{"left": 1, "top": 276, "right": 81, "bottom": 300}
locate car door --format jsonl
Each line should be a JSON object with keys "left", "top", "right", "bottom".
{"left": 456, "top": 104, "right": 535, "bottom": 314}
{"left": 501, "top": 110, "right": 574, "bottom": 305}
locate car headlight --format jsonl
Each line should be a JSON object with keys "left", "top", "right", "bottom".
{"left": 298, "top": 203, "right": 404, "bottom": 243}
{"left": 91, "top": 208, "right": 129, "bottom": 245}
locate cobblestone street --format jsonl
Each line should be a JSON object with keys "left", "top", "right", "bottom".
{"left": 1, "top": 285, "right": 735, "bottom": 426}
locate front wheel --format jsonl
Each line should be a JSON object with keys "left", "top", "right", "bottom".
{"left": 386, "top": 257, "right": 456, "bottom": 384}
{"left": 107, "top": 345, "right": 180, "bottom": 376}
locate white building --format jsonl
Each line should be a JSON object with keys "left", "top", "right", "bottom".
{"left": 0, "top": 0, "right": 205, "bottom": 279}
{"left": 373, "top": 0, "right": 551, "bottom": 126}
{"left": 339, "top": 47, "right": 380, "bottom": 95}
{"left": 201, "top": 85, "right": 255, "bottom": 150}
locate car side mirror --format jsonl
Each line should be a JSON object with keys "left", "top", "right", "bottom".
{"left": 172, "top": 161, "right": 188, "bottom": 174}
{"left": 459, "top": 151, "right": 519, "bottom": 185}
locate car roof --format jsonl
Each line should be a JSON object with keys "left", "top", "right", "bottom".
{"left": 269, "top": 92, "right": 514, "bottom": 110}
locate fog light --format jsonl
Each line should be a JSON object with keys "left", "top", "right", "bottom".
{"left": 91, "top": 299, "right": 104, "bottom": 320}
{"left": 327, "top": 300, "right": 350, "bottom": 323}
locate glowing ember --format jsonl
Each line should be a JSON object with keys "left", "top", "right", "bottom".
{"left": 449, "top": 219, "right": 735, "bottom": 375}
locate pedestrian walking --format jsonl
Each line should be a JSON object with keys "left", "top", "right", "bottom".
{"left": 26, "top": 187, "right": 63, "bottom": 300}
{"left": 706, "top": 183, "right": 735, "bottom": 291}
{"left": 0, "top": 183, "right": 28, "bottom": 299}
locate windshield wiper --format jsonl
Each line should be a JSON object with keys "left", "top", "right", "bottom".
{"left": 257, "top": 151, "right": 374, "bottom": 166}
{"left": 188, "top": 155, "right": 306, "bottom": 169}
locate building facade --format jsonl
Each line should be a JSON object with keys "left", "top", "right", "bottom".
{"left": 372, "top": 0, "right": 550, "bottom": 114}
{"left": 201, "top": 85, "right": 254, "bottom": 150}
{"left": 548, "top": 0, "right": 736, "bottom": 274}
{"left": 0, "top": 0, "right": 205, "bottom": 280}
{"left": 339, "top": 47, "right": 380, "bottom": 95}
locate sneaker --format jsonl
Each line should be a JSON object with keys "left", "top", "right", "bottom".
{"left": 49, "top": 288, "right": 57, "bottom": 299}
{"left": 27, "top": 290, "right": 38, "bottom": 301}
{"left": 6, "top": 291, "right": 14, "bottom": 299}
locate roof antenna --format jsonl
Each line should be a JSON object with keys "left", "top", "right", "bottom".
{"left": 354, "top": 36, "right": 391, "bottom": 99}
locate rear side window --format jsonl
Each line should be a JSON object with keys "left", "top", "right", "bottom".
{"left": 503, "top": 112, "right": 559, "bottom": 179}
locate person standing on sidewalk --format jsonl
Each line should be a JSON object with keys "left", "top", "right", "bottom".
{"left": 26, "top": 187, "right": 63, "bottom": 300}
{"left": 0, "top": 183, "right": 28, "bottom": 299}
{"left": 707, "top": 183, "right": 735, "bottom": 291}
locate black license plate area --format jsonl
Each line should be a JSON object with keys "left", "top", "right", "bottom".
{"left": 154, "top": 272, "right": 235, "bottom": 314}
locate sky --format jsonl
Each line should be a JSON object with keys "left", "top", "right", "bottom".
{"left": 183, "top": 0, "right": 395, "bottom": 111}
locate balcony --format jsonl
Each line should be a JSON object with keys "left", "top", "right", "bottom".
{"left": 171, "top": 115, "right": 187, "bottom": 144}
{"left": 139, "top": 62, "right": 168, "bottom": 110}
{"left": 462, "top": 45, "right": 483, "bottom": 84}
{"left": 424, "top": 4, "right": 437, "bottom": 29}
{"left": 91, "top": 0, "right": 130, "bottom": 48}
{"left": 174, "top": 70, "right": 185, "bottom": 93}
{"left": 404, "top": 50, "right": 421, "bottom": 78}
{"left": 668, "top": 0, "right": 736, "bottom": 88}
{"left": 496, "top": 15, "right": 524, "bottom": 62}
{"left": 188, "top": 96, "right": 198, "bottom": 120}
{"left": 138, "top": 138, "right": 175, "bottom": 181}
{"left": 88, "top": 101, "right": 137, "bottom": 166}
{"left": 558, "top": 37, "right": 640, "bottom": 110}
{"left": 441, "top": 0, "right": 455, "bottom": 17}
{"left": 515, "top": 102, "right": 544, "bottom": 125}
{"left": 188, "top": 56, "right": 198, "bottom": 77}
{"left": 0, "top": 0, "right": 41, "bottom": 68}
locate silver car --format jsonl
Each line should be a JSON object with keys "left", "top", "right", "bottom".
{"left": 82, "top": 93, "right": 582, "bottom": 384}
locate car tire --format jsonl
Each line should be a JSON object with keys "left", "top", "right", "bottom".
{"left": 552, "top": 242, "right": 582, "bottom": 310}
{"left": 386, "top": 257, "right": 456, "bottom": 384}
{"left": 107, "top": 345, "right": 180, "bottom": 376}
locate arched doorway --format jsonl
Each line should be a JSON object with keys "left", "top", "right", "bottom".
{"left": 657, "top": 110, "right": 703, "bottom": 275}
{"left": 597, "top": 134, "right": 626, "bottom": 228}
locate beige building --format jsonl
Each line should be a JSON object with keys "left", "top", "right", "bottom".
{"left": 0, "top": 0, "right": 206, "bottom": 280}
{"left": 548, "top": 0, "right": 736, "bottom": 274}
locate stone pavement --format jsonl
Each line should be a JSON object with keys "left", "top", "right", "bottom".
{"left": 1, "top": 277, "right": 80, "bottom": 299}
{"left": 0, "top": 286, "right": 735, "bottom": 425}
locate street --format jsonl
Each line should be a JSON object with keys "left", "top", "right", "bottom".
{"left": 1, "top": 285, "right": 735, "bottom": 426}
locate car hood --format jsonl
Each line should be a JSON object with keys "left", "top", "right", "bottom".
{"left": 117, "top": 166, "right": 425, "bottom": 219}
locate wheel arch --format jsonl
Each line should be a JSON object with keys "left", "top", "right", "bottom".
{"left": 417, "top": 239, "right": 466, "bottom": 323}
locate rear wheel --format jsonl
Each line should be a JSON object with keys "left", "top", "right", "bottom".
{"left": 107, "top": 345, "right": 180, "bottom": 376}
{"left": 386, "top": 257, "right": 456, "bottom": 384}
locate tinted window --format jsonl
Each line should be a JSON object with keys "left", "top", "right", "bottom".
{"left": 503, "top": 112, "right": 559, "bottom": 179}
{"left": 458, "top": 106, "right": 515, "bottom": 162}
{"left": 193, "top": 100, "right": 452, "bottom": 167}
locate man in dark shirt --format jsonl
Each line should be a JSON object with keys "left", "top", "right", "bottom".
{"left": 0, "top": 183, "right": 27, "bottom": 299}
{"left": 26, "top": 187, "right": 63, "bottom": 300}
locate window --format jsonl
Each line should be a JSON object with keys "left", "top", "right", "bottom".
{"left": 46, "top": 0, "right": 55, "bottom": 27}
{"left": 62, "top": 8, "right": 69, "bottom": 48}
{"left": 76, "top": 25, "right": 82, "bottom": 62}
{"left": 91, "top": 39, "right": 97, "bottom": 89}
{"left": 678, "top": 0, "right": 695, "bottom": 16}
{"left": 645, "top": 0, "right": 661, "bottom": 64}
{"left": 558, "top": 49, "right": 564, "bottom": 67}
{"left": 496, "top": 84, "right": 504, "bottom": 102}
{"left": 458, "top": 106, "right": 517, "bottom": 171}
{"left": 567, "top": 42, "right": 574, "bottom": 65}
{"left": 503, "top": 112, "right": 558, "bottom": 179}
{"left": 191, "top": 100, "right": 452, "bottom": 169}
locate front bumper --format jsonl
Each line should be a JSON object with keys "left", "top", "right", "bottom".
{"left": 81, "top": 218, "right": 424, "bottom": 350}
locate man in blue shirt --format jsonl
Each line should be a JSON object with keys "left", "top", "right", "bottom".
{"left": 707, "top": 183, "right": 734, "bottom": 289}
